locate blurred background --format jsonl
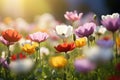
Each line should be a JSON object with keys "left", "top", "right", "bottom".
{"left": 0, "top": 0, "right": 119, "bottom": 22}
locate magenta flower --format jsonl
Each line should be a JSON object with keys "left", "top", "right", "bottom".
{"left": 96, "top": 39, "right": 114, "bottom": 48}
{"left": 28, "top": 32, "right": 49, "bottom": 43}
{"left": 75, "top": 22, "right": 96, "bottom": 37}
{"left": 101, "top": 13, "right": 120, "bottom": 32}
{"left": 74, "top": 58, "right": 96, "bottom": 73}
{"left": 64, "top": 11, "right": 83, "bottom": 22}
{"left": 0, "top": 36, "right": 14, "bottom": 46}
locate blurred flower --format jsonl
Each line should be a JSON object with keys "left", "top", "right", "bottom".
{"left": 75, "top": 22, "right": 96, "bottom": 37}
{"left": 83, "top": 46, "right": 113, "bottom": 63}
{"left": 75, "top": 37, "right": 87, "bottom": 48}
{"left": 9, "top": 58, "right": 34, "bottom": 73}
{"left": 54, "top": 42, "right": 75, "bottom": 53}
{"left": 95, "top": 25, "right": 106, "bottom": 35}
{"left": 0, "top": 36, "right": 14, "bottom": 46}
{"left": 11, "top": 53, "right": 26, "bottom": 61}
{"left": 22, "top": 43, "right": 36, "bottom": 54}
{"left": 107, "top": 75, "right": 120, "bottom": 80}
{"left": 116, "top": 37, "right": 120, "bottom": 48}
{"left": 40, "top": 47, "right": 50, "bottom": 57}
{"left": 64, "top": 11, "right": 83, "bottom": 22}
{"left": 49, "top": 56, "right": 67, "bottom": 68}
{"left": 115, "top": 62, "right": 120, "bottom": 72}
{"left": 1, "top": 29, "right": 22, "bottom": 42}
{"left": 96, "top": 38, "right": 114, "bottom": 48}
{"left": 74, "top": 58, "right": 96, "bottom": 73}
{"left": 28, "top": 32, "right": 49, "bottom": 43}
{"left": 55, "top": 24, "right": 73, "bottom": 38}
{"left": 101, "top": 13, "right": 120, "bottom": 32}
{"left": 0, "top": 58, "right": 9, "bottom": 69}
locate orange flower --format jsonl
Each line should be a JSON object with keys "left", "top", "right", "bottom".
{"left": 2, "top": 29, "right": 22, "bottom": 42}
{"left": 54, "top": 42, "right": 75, "bottom": 53}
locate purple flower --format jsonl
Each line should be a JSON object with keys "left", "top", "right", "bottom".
{"left": 64, "top": 11, "right": 83, "bottom": 22}
{"left": 75, "top": 22, "right": 96, "bottom": 37}
{"left": 28, "top": 32, "right": 49, "bottom": 43}
{"left": 74, "top": 58, "right": 96, "bottom": 73}
{"left": 0, "top": 36, "right": 14, "bottom": 46}
{"left": 96, "top": 39, "right": 114, "bottom": 48}
{"left": 0, "top": 58, "right": 9, "bottom": 69}
{"left": 101, "top": 13, "right": 120, "bottom": 32}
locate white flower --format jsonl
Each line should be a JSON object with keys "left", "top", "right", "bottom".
{"left": 9, "top": 58, "right": 34, "bottom": 73}
{"left": 1, "top": 51, "right": 5, "bottom": 58}
{"left": 55, "top": 24, "right": 73, "bottom": 38}
{"left": 40, "top": 47, "right": 50, "bottom": 57}
{"left": 102, "top": 13, "right": 119, "bottom": 20}
{"left": 95, "top": 25, "right": 106, "bottom": 35}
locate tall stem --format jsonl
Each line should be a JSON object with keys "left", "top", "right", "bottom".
{"left": 7, "top": 45, "right": 10, "bottom": 64}
{"left": 113, "top": 32, "right": 118, "bottom": 58}
{"left": 87, "top": 36, "right": 90, "bottom": 47}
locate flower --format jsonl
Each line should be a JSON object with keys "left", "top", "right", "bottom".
{"left": 11, "top": 53, "right": 26, "bottom": 61}
{"left": 107, "top": 75, "right": 120, "bottom": 80}
{"left": 75, "top": 22, "right": 96, "bottom": 37}
{"left": 0, "top": 36, "right": 14, "bottom": 46}
{"left": 116, "top": 37, "right": 120, "bottom": 48}
{"left": 74, "top": 58, "right": 96, "bottom": 73}
{"left": 0, "top": 58, "right": 9, "bottom": 69}
{"left": 75, "top": 37, "right": 87, "bottom": 48}
{"left": 1, "top": 29, "right": 22, "bottom": 42}
{"left": 64, "top": 11, "right": 83, "bottom": 22}
{"left": 101, "top": 13, "right": 120, "bottom": 32}
{"left": 22, "top": 43, "right": 36, "bottom": 54}
{"left": 54, "top": 42, "right": 75, "bottom": 53}
{"left": 40, "top": 47, "right": 50, "bottom": 57}
{"left": 49, "top": 56, "right": 67, "bottom": 68}
{"left": 96, "top": 38, "right": 114, "bottom": 48}
{"left": 55, "top": 24, "right": 73, "bottom": 38}
{"left": 9, "top": 58, "right": 34, "bottom": 73}
{"left": 95, "top": 25, "right": 106, "bottom": 35}
{"left": 115, "top": 62, "right": 120, "bottom": 72}
{"left": 28, "top": 32, "right": 49, "bottom": 43}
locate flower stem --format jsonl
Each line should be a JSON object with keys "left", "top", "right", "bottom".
{"left": 7, "top": 45, "right": 10, "bottom": 64}
{"left": 87, "top": 37, "right": 90, "bottom": 47}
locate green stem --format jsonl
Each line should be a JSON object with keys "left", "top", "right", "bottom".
{"left": 7, "top": 45, "right": 10, "bottom": 64}
{"left": 87, "top": 37, "right": 90, "bottom": 47}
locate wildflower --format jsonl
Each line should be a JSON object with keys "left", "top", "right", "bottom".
{"left": 75, "top": 22, "right": 96, "bottom": 37}
{"left": 54, "top": 42, "right": 75, "bottom": 53}
{"left": 28, "top": 32, "right": 49, "bottom": 43}
{"left": 75, "top": 37, "right": 87, "bottom": 48}
{"left": 1, "top": 29, "right": 22, "bottom": 42}
{"left": 40, "top": 47, "right": 50, "bottom": 57}
{"left": 95, "top": 25, "right": 106, "bottom": 35}
{"left": 0, "top": 58, "right": 9, "bottom": 69}
{"left": 74, "top": 58, "right": 96, "bottom": 73}
{"left": 11, "top": 53, "right": 26, "bottom": 61}
{"left": 64, "top": 11, "right": 83, "bottom": 22}
{"left": 101, "top": 13, "right": 120, "bottom": 32}
{"left": 55, "top": 24, "right": 73, "bottom": 38}
{"left": 49, "top": 56, "right": 67, "bottom": 68}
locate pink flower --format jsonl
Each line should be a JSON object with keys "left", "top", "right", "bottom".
{"left": 64, "top": 11, "right": 83, "bottom": 22}
{"left": 28, "top": 32, "right": 49, "bottom": 43}
{"left": 0, "top": 36, "right": 14, "bottom": 46}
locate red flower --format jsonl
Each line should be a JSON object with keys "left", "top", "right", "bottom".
{"left": 107, "top": 75, "right": 120, "bottom": 80}
{"left": 54, "top": 42, "right": 75, "bottom": 53}
{"left": 11, "top": 53, "right": 26, "bottom": 61}
{"left": 115, "top": 62, "right": 120, "bottom": 72}
{"left": 2, "top": 29, "right": 22, "bottom": 42}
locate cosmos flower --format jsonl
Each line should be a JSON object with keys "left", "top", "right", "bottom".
{"left": 0, "top": 36, "right": 14, "bottom": 46}
{"left": 95, "top": 25, "right": 106, "bottom": 35}
{"left": 28, "top": 32, "right": 49, "bottom": 43}
{"left": 54, "top": 42, "right": 75, "bottom": 53}
{"left": 75, "top": 37, "right": 87, "bottom": 48}
{"left": 1, "top": 29, "right": 22, "bottom": 42}
{"left": 75, "top": 22, "right": 96, "bottom": 37}
{"left": 64, "top": 11, "right": 83, "bottom": 22}
{"left": 74, "top": 58, "right": 96, "bottom": 73}
{"left": 40, "top": 47, "right": 50, "bottom": 57}
{"left": 55, "top": 24, "right": 73, "bottom": 38}
{"left": 49, "top": 56, "right": 67, "bottom": 68}
{"left": 101, "top": 13, "right": 120, "bottom": 32}
{"left": 9, "top": 58, "right": 34, "bottom": 73}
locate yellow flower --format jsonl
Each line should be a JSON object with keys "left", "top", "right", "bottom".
{"left": 49, "top": 56, "right": 67, "bottom": 68}
{"left": 22, "top": 43, "right": 36, "bottom": 54}
{"left": 116, "top": 37, "right": 120, "bottom": 48}
{"left": 75, "top": 37, "right": 87, "bottom": 48}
